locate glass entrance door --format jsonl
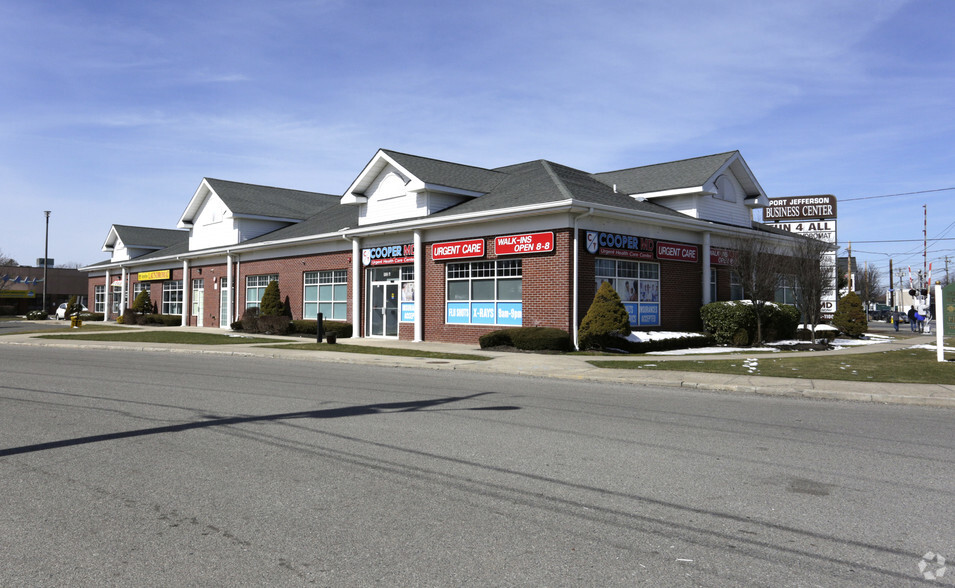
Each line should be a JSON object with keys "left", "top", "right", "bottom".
{"left": 368, "top": 282, "right": 399, "bottom": 337}
{"left": 192, "top": 279, "right": 204, "bottom": 327}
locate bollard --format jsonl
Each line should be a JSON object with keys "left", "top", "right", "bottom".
{"left": 317, "top": 312, "right": 325, "bottom": 343}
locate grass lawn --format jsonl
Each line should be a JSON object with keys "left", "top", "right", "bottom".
{"left": 589, "top": 348, "right": 954, "bottom": 384}
{"left": 37, "top": 331, "right": 280, "bottom": 345}
{"left": 1, "top": 323, "right": 127, "bottom": 336}
{"left": 266, "top": 342, "right": 492, "bottom": 361}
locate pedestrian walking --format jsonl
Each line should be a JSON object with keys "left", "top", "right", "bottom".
{"left": 908, "top": 306, "right": 917, "bottom": 333}
{"left": 892, "top": 308, "right": 900, "bottom": 332}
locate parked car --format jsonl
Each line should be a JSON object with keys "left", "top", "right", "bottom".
{"left": 55, "top": 302, "right": 88, "bottom": 320}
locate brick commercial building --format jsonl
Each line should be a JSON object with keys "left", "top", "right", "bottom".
{"left": 83, "top": 149, "right": 805, "bottom": 346}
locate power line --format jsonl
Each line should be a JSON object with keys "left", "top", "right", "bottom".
{"left": 840, "top": 187, "right": 955, "bottom": 202}
{"left": 838, "top": 238, "right": 955, "bottom": 244}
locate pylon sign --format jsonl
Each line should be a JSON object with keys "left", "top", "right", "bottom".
{"left": 765, "top": 196, "right": 838, "bottom": 321}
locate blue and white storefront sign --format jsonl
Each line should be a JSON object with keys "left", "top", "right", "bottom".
{"left": 445, "top": 302, "right": 523, "bottom": 326}
{"left": 400, "top": 303, "right": 415, "bottom": 322}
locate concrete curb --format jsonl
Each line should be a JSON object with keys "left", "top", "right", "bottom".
{"left": 2, "top": 326, "right": 952, "bottom": 409}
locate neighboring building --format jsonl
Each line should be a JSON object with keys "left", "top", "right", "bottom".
{"left": 83, "top": 149, "right": 809, "bottom": 346}
{"left": 0, "top": 265, "right": 88, "bottom": 314}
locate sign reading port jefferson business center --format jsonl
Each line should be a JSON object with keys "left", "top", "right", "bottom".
{"left": 764, "top": 195, "right": 838, "bottom": 320}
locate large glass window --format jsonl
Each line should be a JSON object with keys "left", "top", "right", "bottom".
{"left": 775, "top": 275, "right": 796, "bottom": 305}
{"left": 162, "top": 280, "right": 183, "bottom": 315}
{"left": 730, "top": 271, "right": 744, "bottom": 301}
{"left": 304, "top": 270, "right": 347, "bottom": 320}
{"left": 595, "top": 259, "right": 660, "bottom": 327}
{"left": 446, "top": 260, "right": 522, "bottom": 326}
{"left": 246, "top": 274, "right": 278, "bottom": 309}
{"left": 94, "top": 285, "right": 105, "bottom": 313}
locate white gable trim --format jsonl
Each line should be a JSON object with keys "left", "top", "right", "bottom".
{"left": 178, "top": 178, "right": 216, "bottom": 228}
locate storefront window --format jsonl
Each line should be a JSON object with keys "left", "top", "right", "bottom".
{"left": 304, "top": 270, "right": 347, "bottom": 320}
{"left": 446, "top": 260, "right": 522, "bottom": 325}
{"left": 730, "top": 271, "right": 744, "bottom": 300}
{"left": 162, "top": 280, "right": 183, "bottom": 315}
{"left": 595, "top": 259, "right": 660, "bottom": 327}
{"left": 246, "top": 274, "right": 278, "bottom": 309}
{"left": 94, "top": 285, "right": 105, "bottom": 313}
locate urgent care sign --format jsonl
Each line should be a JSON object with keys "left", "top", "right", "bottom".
{"left": 431, "top": 239, "right": 485, "bottom": 260}
{"left": 655, "top": 241, "right": 699, "bottom": 262}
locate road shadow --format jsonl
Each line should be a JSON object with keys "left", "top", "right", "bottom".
{"left": 0, "top": 392, "right": 519, "bottom": 457}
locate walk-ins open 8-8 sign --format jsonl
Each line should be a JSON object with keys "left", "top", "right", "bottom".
{"left": 763, "top": 195, "right": 838, "bottom": 320}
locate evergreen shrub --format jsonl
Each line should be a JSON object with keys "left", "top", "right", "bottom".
{"left": 131, "top": 290, "right": 152, "bottom": 315}
{"left": 479, "top": 327, "right": 572, "bottom": 351}
{"left": 259, "top": 281, "right": 284, "bottom": 317}
{"left": 26, "top": 310, "right": 48, "bottom": 320}
{"left": 832, "top": 292, "right": 868, "bottom": 338}
{"left": 578, "top": 282, "right": 632, "bottom": 350}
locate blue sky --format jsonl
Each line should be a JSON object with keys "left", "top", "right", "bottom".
{"left": 2, "top": 0, "right": 953, "bottom": 288}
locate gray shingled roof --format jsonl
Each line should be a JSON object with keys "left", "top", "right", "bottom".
{"left": 205, "top": 178, "right": 341, "bottom": 220}
{"left": 112, "top": 225, "right": 188, "bottom": 249}
{"left": 424, "top": 159, "right": 693, "bottom": 220}
{"left": 382, "top": 150, "right": 508, "bottom": 194}
{"left": 592, "top": 151, "right": 737, "bottom": 195}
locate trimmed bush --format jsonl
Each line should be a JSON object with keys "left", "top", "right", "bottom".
{"left": 26, "top": 310, "right": 48, "bottom": 320}
{"left": 578, "top": 282, "right": 632, "bottom": 350}
{"left": 479, "top": 327, "right": 572, "bottom": 352}
{"left": 832, "top": 292, "right": 868, "bottom": 338}
{"left": 79, "top": 312, "right": 104, "bottom": 321}
{"left": 259, "top": 281, "right": 284, "bottom": 317}
{"left": 256, "top": 315, "right": 291, "bottom": 335}
{"left": 701, "top": 301, "right": 798, "bottom": 345}
{"left": 241, "top": 307, "right": 260, "bottom": 331}
{"left": 131, "top": 289, "right": 152, "bottom": 315}
{"left": 288, "top": 319, "right": 353, "bottom": 338}
{"left": 618, "top": 334, "right": 716, "bottom": 354}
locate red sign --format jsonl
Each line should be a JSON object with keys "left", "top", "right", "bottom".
{"left": 710, "top": 247, "right": 736, "bottom": 265}
{"left": 495, "top": 232, "right": 554, "bottom": 256}
{"left": 656, "top": 241, "right": 699, "bottom": 262}
{"left": 431, "top": 239, "right": 485, "bottom": 261}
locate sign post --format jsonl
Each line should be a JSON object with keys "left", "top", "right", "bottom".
{"left": 938, "top": 283, "right": 955, "bottom": 362}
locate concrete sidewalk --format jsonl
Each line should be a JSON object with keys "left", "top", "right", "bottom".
{"left": 3, "top": 321, "right": 953, "bottom": 408}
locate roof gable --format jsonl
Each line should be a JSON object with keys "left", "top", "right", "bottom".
{"left": 179, "top": 178, "right": 340, "bottom": 227}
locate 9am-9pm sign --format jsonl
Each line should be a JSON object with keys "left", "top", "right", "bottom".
{"left": 495, "top": 232, "right": 553, "bottom": 255}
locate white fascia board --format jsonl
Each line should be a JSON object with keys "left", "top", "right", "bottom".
{"left": 340, "top": 193, "right": 368, "bottom": 205}
{"left": 101, "top": 226, "right": 120, "bottom": 252}
{"left": 629, "top": 186, "right": 706, "bottom": 199}
{"left": 177, "top": 178, "right": 214, "bottom": 228}
{"left": 342, "top": 150, "right": 415, "bottom": 202}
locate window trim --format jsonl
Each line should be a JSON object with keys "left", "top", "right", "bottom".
{"left": 303, "top": 269, "right": 348, "bottom": 321}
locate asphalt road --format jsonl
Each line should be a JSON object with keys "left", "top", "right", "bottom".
{"left": 1, "top": 346, "right": 951, "bottom": 586}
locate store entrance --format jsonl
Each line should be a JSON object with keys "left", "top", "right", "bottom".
{"left": 367, "top": 267, "right": 399, "bottom": 337}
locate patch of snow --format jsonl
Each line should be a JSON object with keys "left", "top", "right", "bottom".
{"left": 626, "top": 331, "right": 701, "bottom": 343}
{"left": 647, "top": 346, "right": 777, "bottom": 355}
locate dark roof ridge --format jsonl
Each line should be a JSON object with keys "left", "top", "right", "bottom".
{"left": 597, "top": 150, "right": 739, "bottom": 175}
{"left": 204, "top": 177, "right": 337, "bottom": 197}
{"left": 380, "top": 149, "right": 504, "bottom": 176}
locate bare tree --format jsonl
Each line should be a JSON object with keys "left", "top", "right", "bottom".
{"left": 0, "top": 249, "right": 17, "bottom": 266}
{"left": 729, "top": 234, "right": 785, "bottom": 345}
{"left": 786, "top": 236, "right": 835, "bottom": 343}
{"left": 855, "top": 265, "right": 883, "bottom": 314}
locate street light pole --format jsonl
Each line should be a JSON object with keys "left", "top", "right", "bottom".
{"left": 43, "top": 210, "right": 50, "bottom": 314}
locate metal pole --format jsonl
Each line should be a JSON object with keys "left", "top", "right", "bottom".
{"left": 43, "top": 210, "right": 50, "bottom": 314}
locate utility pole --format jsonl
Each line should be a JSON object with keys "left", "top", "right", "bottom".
{"left": 847, "top": 242, "right": 853, "bottom": 294}
{"left": 889, "top": 258, "right": 894, "bottom": 308}
{"left": 43, "top": 210, "right": 50, "bottom": 314}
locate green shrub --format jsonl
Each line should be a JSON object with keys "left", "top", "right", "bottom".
{"left": 26, "top": 310, "right": 48, "bottom": 320}
{"left": 259, "top": 281, "right": 284, "bottom": 317}
{"left": 578, "top": 282, "right": 632, "bottom": 350}
{"left": 65, "top": 296, "right": 83, "bottom": 318}
{"left": 479, "top": 327, "right": 572, "bottom": 352}
{"left": 79, "top": 312, "right": 104, "bottom": 321}
{"left": 701, "top": 301, "right": 755, "bottom": 345}
{"left": 256, "top": 315, "right": 291, "bottom": 335}
{"left": 832, "top": 292, "right": 867, "bottom": 338}
{"left": 241, "top": 307, "right": 260, "bottom": 331}
{"left": 131, "top": 289, "right": 152, "bottom": 315}
{"left": 230, "top": 320, "right": 244, "bottom": 331}
{"left": 288, "top": 319, "right": 352, "bottom": 338}
{"left": 701, "top": 301, "right": 800, "bottom": 345}
{"left": 618, "top": 334, "right": 716, "bottom": 354}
